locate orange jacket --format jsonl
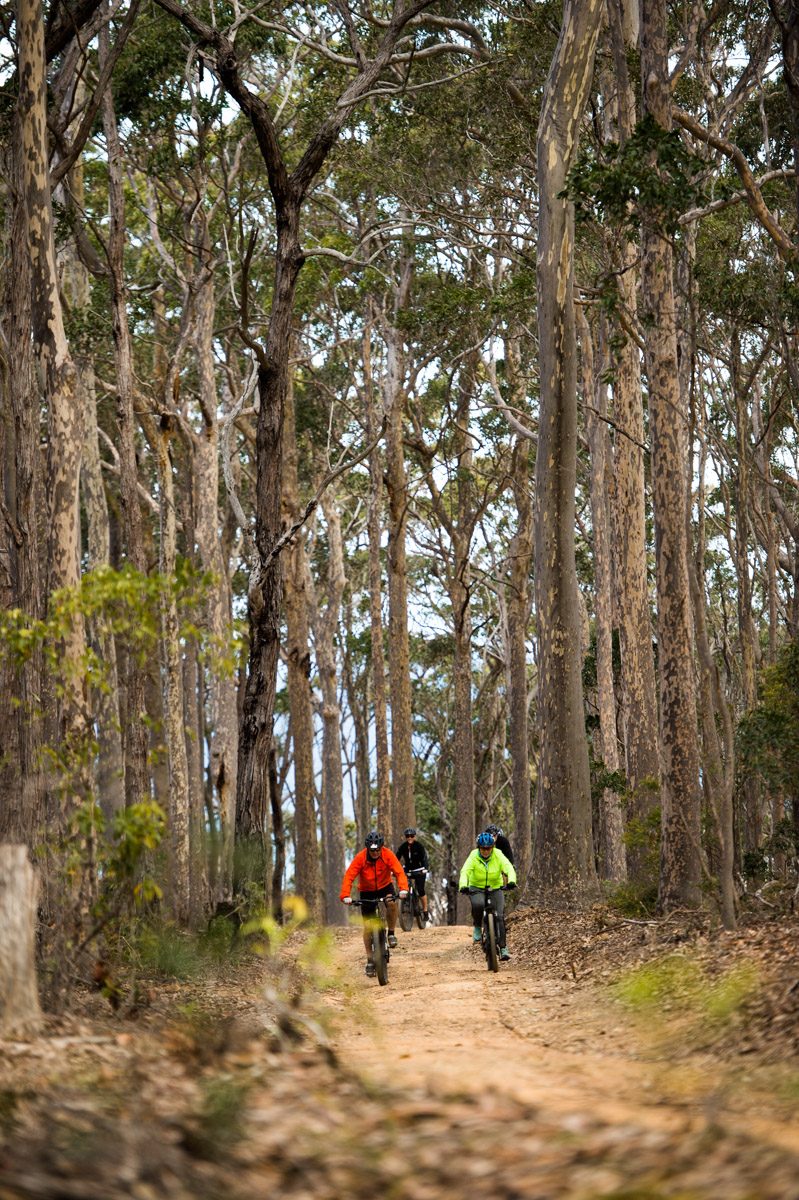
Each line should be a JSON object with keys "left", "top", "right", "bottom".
{"left": 340, "top": 848, "right": 408, "bottom": 899}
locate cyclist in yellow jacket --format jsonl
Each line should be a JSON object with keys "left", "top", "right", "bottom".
{"left": 458, "top": 831, "right": 516, "bottom": 961}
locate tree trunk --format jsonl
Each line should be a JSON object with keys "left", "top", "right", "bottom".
{"left": 732, "top": 334, "right": 762, "bottom": 856}
{"left": 193, "top": 210, "right": 238, "bottom": 899}
{"left": 236, "top": 208, "right": 304, "bottom": 893}
{"left": 504, "top": 432, "right": 534, "bottom": 887}
{"left": 533, "top": 0, "right": 603, "bottom": 904}
{"left": 19, "top": 0, "right": 88, "bottom": 905}
{"left": 281, "top": 366, "right": 320, "bottom": 915}
{"left": 364, "top": 305, "right": 391, "bottom": 836}
{"left": 578, "top": 307, "right": 626, "bottom": 882}
{"left": 383, "top": 263, "right": 416, "bottom": 844}
{"left": 641, "top": 0, "right": 702, "bottom": 912}
{"left": 606, "top": 0, "right": 661, "bottom": 872}
{"left": 268, "top": 747, "right": 285, "bottom": 920}
{"left": 156, "top": 419, "right": 191, "bottom": 924}
{"left": 342, "top": 602, "right": 371, "bottom": 843}
{"left": 314, "top": 489, "right": 347, "bottom": 925}
{"left": 451, "top": 363, "right": 477, "bottom": 924}
{"left": 0, "top": 114, "right": 44, "bottom": 843}
{"left": 100, "top": 29, "right": 150, "bottom": 810}
{"left": 61, "top": 119, "right": 125, "bottom": 820}
{"left": 0, "top": 845, "right": 42, "bottom": 1038}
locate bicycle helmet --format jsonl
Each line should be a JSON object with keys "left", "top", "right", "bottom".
{"left": 403, "top": 827, "right": 417, "bottom": 837}
{"left": 365, "top": 831, "right": 384, "bottom": 850}
{"left": 476, "top": 831, "right": 494, "bottom": 849}
{"left": 485, "top": 824, "right": 501, "bottom": 836}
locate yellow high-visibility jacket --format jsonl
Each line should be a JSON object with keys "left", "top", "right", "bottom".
{"left": 458, "top": 848, "right": 516, "bottom": 891}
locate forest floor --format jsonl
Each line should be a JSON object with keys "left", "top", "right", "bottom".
{"left": 1, "top": 904, "right": 799, "bottom": 1199}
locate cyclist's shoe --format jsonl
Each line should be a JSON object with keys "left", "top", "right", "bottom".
{"left": 365, "top": 961, "right": 376, "bottom": 977}
{"left": 387, "top": 933, "right": 398, "bottom": 949}
{"left": 500, "top": 947, "right": 511, "bottom": 961}
{"left": 472, "top": 927, "right": 482, "bottom": 943}
{"left": 425, "top": 912, "right": 433, "bottom": 924}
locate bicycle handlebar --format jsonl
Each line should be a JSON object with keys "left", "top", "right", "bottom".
{"left": 346, "top": 891, "right": 398, "bottom": 907}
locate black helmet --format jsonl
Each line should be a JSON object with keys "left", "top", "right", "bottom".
{"left": 485, "top": 824, "right": 501, "bottom": 836}
{"left": 365, "top": 831, "right": 384, "bottom": 850}
{"left": 404, "top": 827, "right": 417, "bottom": 837}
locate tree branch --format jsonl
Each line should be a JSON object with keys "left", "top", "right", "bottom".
{"left": 673, "top": 107, "right": 796, "bottom": 258}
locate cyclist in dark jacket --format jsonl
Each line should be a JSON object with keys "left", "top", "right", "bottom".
{"left": 485, "top": 823, "right": 514, "bottom": 865}
{"left": 395, "top": 827, "right": 432, "bottom": 923}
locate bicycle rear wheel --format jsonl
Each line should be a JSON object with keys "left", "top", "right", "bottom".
{"left": 374, "top": 929, "right": 389, "bottom": 985}
{"left": 399, "top": 896, "right": 414, "bottom": 933}
{"left": 484, "top": 912, "right": 499, "bottom": 972}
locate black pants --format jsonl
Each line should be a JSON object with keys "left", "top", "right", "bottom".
{"left": 468, "top": 887, "right": 506, "bottom": 947}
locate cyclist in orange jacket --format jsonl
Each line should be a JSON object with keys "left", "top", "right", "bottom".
{"left": 340, "top": 831, "right": 409, "bottom": 976}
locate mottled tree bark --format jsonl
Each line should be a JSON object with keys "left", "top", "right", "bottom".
{"left": 578, "top": 307, "right": 626, "bottom": 883}
{"left": 281, "top": 373, "right": 320, "bottom": 915}
{"left": 383, "top": 259, "right": 416, "bottom": 845}
{"left": 641, "top": 0, "right": 702, "bottom": 911}
{"left": 156, "top": 420, "right": 191, "bottom": 924}
{"left": 0, "top": 113, "right": 44, "bottom": 843}
{"left": 363, "top": 305, "right": 391, "bottom": 836}
{"left": 60, "top": 105, "right": 125, "bottom": 820}
{"left": 100, "top": 30, "right": 150, "bottom": 810}
{"left": 19, "top": 0, "right": 86, "bottom": 826}
{"left": 0, "top": 845, "right": 42, "bottom": 1038}
{"left": 606, "top": 0, "right": 661, "bottom": 870}
{"left": 193, "top": 210, "right": 238, "bottom": 899}
{"left": 504, "top": 430, "right": 534, "bottom": 888}
{"left": 342, "top": 600, "right": 372, "bottom": 844}
{"left": 314, "top": 489, "right": 347, "bottom": 925}
{"left": 533, "top": 0, "right": 603, "bottom": 904}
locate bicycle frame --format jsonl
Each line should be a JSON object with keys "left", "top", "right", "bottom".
{"left": 350, "top": 891, "right": 396, "bottom": 985}
{"left": 468, "top": 884, "right": 506, "bottom": 973}
{"left": 399, "top": 868, "right": 426, "bottom": 931}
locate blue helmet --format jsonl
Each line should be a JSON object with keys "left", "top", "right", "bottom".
{"left": 476, "top": 831, "right": 494, "bottom": 849}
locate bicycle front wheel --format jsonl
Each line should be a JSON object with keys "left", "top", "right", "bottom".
{"left": 371, "top": 926, "right": 386, "bottom": 984}
{"left": 414, "top": 894, "right": 425, "bottom": 929}
{"left": 399, "top": 896, "right": 414, "bottom": 933}
{"left": 484, "top": 912, "right": 499, "bottom": 973}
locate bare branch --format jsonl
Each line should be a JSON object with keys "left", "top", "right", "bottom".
{"left": 673, "top": 107, "right": 796, "bottom": 259}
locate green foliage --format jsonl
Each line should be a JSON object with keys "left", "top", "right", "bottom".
{"left": 186, "top": 1073, "right": 252, "bottom": 1160}
{"left": 737, "top": 638, "right": 799, "bottom": 801}
{"left": 564, "top": 115, "right": 709, "bottom": 234}
{"left": 607, "top": 800, "right": 661, "bottom": 916}
{"left": 134, "top": 924, "right": 206, "bottom": 981}
{"left": 613, "top": 954, "right": 759, "bottom": 1028}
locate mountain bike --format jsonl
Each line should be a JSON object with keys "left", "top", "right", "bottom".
{"left": 350, "top": 891, "right": 397, "bottom": 985}
{"left": 469, "top": 884, "right": 506, "bottom": 973}
{"left": 398, "top": 868, "right": 427, "bottom": 932}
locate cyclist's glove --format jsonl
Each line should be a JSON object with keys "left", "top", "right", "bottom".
{"left": 459, "top": 886, "right": 469, "bottom": 894}
{"left": 342, "top": 897, "right": 353, "bottom": 904}
{"left": 506, "top": 881, "right": 517, "bottom": 890}
{"left": 399, "top": 890, "right": 408, "bottom": 897}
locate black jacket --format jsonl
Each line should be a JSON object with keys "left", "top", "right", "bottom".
{"left": 494, "top": 833, "right": 514, "bottom": 865}
{"left": 396, "top": 840, "right": 429, "bottom": 872}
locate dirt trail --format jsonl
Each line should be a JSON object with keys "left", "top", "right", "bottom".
{"left": 324, "top": 922, "right": 799, "bottom": 1158}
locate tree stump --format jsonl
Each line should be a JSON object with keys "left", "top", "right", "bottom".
{"left": 0, "top": 844, "right": 42, "bottom": 1038}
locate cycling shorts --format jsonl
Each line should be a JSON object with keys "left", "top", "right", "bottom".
{"left": 358, "top": 883, "right": 396, "bottom": 918}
